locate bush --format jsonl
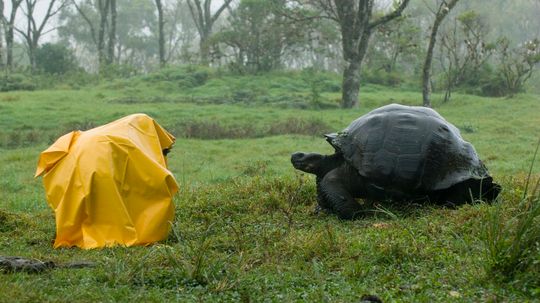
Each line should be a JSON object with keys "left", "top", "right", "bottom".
{"left": 0, "top": 74, "right": 36, "bottom": 92}
{"left": 479, "top": 74, "right": 508, "bottom": 97}
{"left": 35, "top": 43, "right": 77, "bottom": 75}
{"left": 144, "top": 66, "right": 210, "bottom": 88}
{"left": 363, "top": 69, "right": 403, "bottom": 87}
{"left": 100, "top": 64, "right": 138, "bottom": 79}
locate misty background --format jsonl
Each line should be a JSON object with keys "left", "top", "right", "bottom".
{"left": 1, "top": 0, "right": 540, "bottom": 106}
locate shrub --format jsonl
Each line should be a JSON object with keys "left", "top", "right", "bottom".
{"left": 479, "top": 73, "right": 508, "bottom": 97}
{"left": 363, "top": 69, "right": 403, "bottom": 87}
{"left": 100, "top": 64, "right": 138, "bottom": 79}
{"left": 0, "top": 74, "right": 36, "bottom": 92}
{"left": 492, "top": 38, "right": 540, "bottom": 97}
{"left": 35, "top": 43, "right": 77, "bottom": 75}
{"left": 144, "top": 66, "right": 210, "bottom": 88}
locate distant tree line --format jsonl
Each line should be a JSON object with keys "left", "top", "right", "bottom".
{"left": 1, "top": 0, "right": 539, "bottom": 108}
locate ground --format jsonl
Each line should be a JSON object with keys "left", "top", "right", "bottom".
{"left": 0, "top": 71, "right": 539, "bottom": 302}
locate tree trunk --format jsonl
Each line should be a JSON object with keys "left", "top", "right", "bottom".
{"left": 5, "top": 27, "right": 14, "bottom": 69}
{"left": 107, "top": 0, "right": 116, "bottom": 65}
{"left": 422, "top": 0, "right": 460, "bottom": 107}
{"left": 4, "top": 0, "right": 22, "bottom": 70}
{"left": 422, "top": 27, "right": 437, "bottom": 107}
{"left": 26, "top": 0, "right": 35, "bottom": 69}
{"left": 155, "top": 0, "right": 165, "bottom": 67}
{"left": 28, "top": 40, "right": 37, "bottom": 69}
{"left": 97, "top": 0, "right": 110, "bottom": 71}
{"left": 199, "top": 31, "right": 210, "bottom": 65}
{"left": 342, "top": 60, "right": 361, "bottom": 108}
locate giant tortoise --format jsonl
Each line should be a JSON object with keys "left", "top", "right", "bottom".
{"left": 291, "top": 103, "right": 501, "bottom": 219}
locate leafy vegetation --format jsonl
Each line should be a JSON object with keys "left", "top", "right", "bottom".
{"left": 0, "top": 70, "right": 539, "bottom": 301}
{"left": 0, "top": 74, "right": 36, "bottom": 92}
{"left": 483, "top": 141, "right": 540, "bottom": 290}
{"left": 34, "top": 43, "right": 77, "bottom": 75}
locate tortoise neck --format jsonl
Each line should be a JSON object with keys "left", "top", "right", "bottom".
{"left": 316, "top": 153, "right": 343, "bottom": 177}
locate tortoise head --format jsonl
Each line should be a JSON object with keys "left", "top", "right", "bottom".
{"left": 291, "top": 152, "right": 342, "bottom": 177}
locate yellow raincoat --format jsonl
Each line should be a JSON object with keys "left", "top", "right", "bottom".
{"left": 35, "top": 114, "right": 178, "bottom": 249}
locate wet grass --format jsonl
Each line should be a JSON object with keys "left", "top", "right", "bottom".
{"left": 0, "top": 71, "right": 540, "bottom": 302}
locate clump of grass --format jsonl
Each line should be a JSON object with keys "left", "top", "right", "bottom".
{"left": 61, "top": 120, "right": 97, "bottom": 132}
{"left": 460, "top": 122, "right": 477, "bottom": 133}
{"left": 0, "top": 95, "right": 20, "bottom": 102}
{"left": 483, "top": 140, "right": 540, "bottom": 289}
{"left": 0, "top": 209, "right": 28, "bottom": 233}
{"left": 239, "top": 160, "right": 269, "bottom": 177}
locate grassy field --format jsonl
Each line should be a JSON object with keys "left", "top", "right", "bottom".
{"left": 1, "top": 70, "right": 539, "bottom": 302}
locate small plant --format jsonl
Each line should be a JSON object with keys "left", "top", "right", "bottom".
{"left": 0, "top": 210, "right": 23, "bottom": 233}
{"left": 460, "top": 122, "right": 477, "bottom": 134}
{"left": 483, "top": 139, "right": 540, "bottom": 287}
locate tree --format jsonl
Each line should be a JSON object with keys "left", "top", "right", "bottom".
{"left": 495, "top": 37, "right": 540, "bottom": 96}
{"left": 154, "top": 0, "right": 199, "bottom": 65}
{"left": 421, "top": 0, "right": 460, "bottom": 107}
{"left": 168, "top": 0, "right": 199, "bottom": 64}
{"left": 60, "top": 0, "right": 161, "bottom": 71}
{"left": 438, "top": 11, "right": 494, "bottom": 102}
{"left": 214, "top": 0, "right": 308, "bottom": 73}
{"left": 367, "top": 15, "right": 421, "bottom": 74}
{"left": 15, "top": 0, "right": 66, "bottom": 70}
{"left": 1, "top": 0, "right": 23, "bottom": 70}
{"left": 71, "top": 0, "right": 120, "bottom": 70}
{"left": 71, "top": 0, "right": 111, "bottom": 71}
{"left": 155, "top": 0, "right": 165, "bottom": 67}
{"left": 35, "top": 42, "right": 76, "bottom": 74}
{"left": 308, "top": 0, "right": 411, "bottom": 108}
{"left": 186, "top": 0, "right": 234, "bottom": 65}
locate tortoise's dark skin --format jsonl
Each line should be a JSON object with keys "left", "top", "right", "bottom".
{"left": 291, "top": 152, "right": 365, "bottom": 219}
{"left": 291, "top": 104, "right": 501, "bottom": 220}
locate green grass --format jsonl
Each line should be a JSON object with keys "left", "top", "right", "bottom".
{"left": 483, "top": 141, "right": 540, "bottom": 291}
{"left": 1, "top": 70, "right": 540, "bottom": 302}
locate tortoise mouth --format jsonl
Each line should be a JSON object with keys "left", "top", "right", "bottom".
{"left": 291, "top": 152, "right": 320, "bottom": 174}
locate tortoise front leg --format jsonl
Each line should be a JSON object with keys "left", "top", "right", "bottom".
{"left": 320, "top": 169, "right": 364, "bottom": 220}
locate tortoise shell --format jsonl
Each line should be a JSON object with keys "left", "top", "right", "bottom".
{"left": 328, "top": 104, "right": 489, "bottom": 197}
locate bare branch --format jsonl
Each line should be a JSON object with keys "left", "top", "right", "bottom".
{"left": 369, "top": 0, "right": 411, "bottom": 30}
{"left": 210, "top": 0, "right": 233, "bottom": 24}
